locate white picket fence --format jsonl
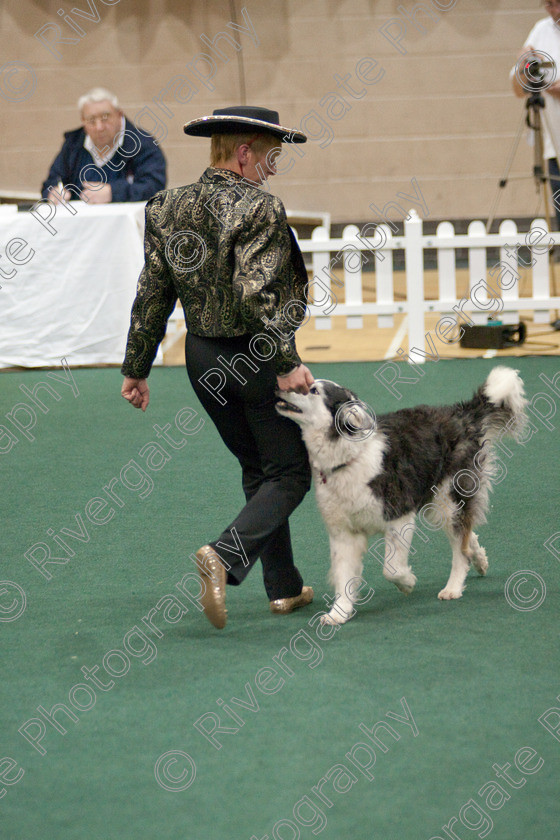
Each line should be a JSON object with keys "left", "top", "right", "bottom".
{"left": 165, "top": 209, "right": 560, "bottom": 362}
{"left": 296, "top": 209, "right": 560, "bottom": 361}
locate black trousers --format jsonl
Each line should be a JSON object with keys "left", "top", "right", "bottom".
{"left": 185, "top": 332, "right": 311, "bottom": 600}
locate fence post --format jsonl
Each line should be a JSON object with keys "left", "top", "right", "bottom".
{"left": 310, "top": 226, "right": 332, "bottom": 330}
{"left": 342, "top": 224, "right": 363, "bottom": 329}
{"left": 499, "top": 219, "right": 519, "bottom": 324}
{"left": 468, "top": 220, "right": 488, "bottom": 326}
{"left": 375, "top": 224, "right": 394, "bottom": 328}
{"left": 530, "top": 217, "right": 552, "bottom": 323}
{"left": 436, "top": 220, "right": 457, "bottom": 310}
{"left": 404, "top": 209, "right": 425, "bottom": 362}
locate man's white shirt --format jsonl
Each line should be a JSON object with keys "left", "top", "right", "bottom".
{"left": 516, "top": 17, "right": 560, "bottom": 160}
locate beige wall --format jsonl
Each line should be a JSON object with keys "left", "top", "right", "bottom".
{"left": 0, "top": 0, "right": 550, "bottom": 225}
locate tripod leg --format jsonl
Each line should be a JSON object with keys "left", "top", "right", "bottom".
{"left": 486, "top": 110, "right": 528, "bottom": 234}
{"left": 536, "top": 109, "right": 559, "bottom": 313}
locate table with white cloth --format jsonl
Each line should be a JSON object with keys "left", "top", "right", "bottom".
{"left": 0, "top": 202, "right": 157, "bottom": 369}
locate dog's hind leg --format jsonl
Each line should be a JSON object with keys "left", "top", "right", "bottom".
{"left": 322, "top": 530, "right": 368, "bottom": 625}
{"left": 438, "top": 526, "right": 471, "bottom": 600}
{"left": 467, "top": 532, "right": 489, "bottom": 576}
{"left": 383, "top": 514, "right": 418, "bottom": 595}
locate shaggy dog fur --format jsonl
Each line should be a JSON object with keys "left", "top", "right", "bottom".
{"left": 276, "top": 367, "right": 527, "bottom": 624}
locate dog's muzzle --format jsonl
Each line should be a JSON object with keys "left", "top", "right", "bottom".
{"left": 275, "top": 397, "right": 303, "bottom": 414}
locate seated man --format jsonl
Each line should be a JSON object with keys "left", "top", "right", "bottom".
{"left": 41, "top": 87, "right": 166, "bottom": 203}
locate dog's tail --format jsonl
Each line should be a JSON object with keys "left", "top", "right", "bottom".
{"left": 480, "top": 366, "right": 527, "bottom": 440}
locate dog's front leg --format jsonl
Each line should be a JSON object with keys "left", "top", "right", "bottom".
{"left": 321, "top": 530, "right": 368, "bottom": 625}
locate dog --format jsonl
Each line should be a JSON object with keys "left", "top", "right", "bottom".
{"left": 276, "top": 367, "right": 527, "bottom": 624}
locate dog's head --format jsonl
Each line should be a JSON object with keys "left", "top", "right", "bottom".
{"left": 276, "top": 379, "right": 376, "bottom": 441}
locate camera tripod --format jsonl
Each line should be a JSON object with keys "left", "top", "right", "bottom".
{"left": 486, "top": 86, "right": 559, "bottom": 327}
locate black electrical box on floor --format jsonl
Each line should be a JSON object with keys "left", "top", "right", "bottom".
{"left": 459, "top": 322, "right": 526, "bottom": 349}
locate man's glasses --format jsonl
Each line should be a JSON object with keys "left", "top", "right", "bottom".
{"left": 82, "top": 113, "right": 114, "bottom": 126}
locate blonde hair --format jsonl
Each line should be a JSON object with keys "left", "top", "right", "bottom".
{"left": 210, "top": 132, "right": 278, "bottom": 166}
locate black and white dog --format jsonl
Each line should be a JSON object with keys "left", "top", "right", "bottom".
{"left": 276, "top": 367, "right": 527, "bottom": 624}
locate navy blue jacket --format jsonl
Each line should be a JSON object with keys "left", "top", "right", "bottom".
{"left": 41, "top": 118, "right": 166, "bottom": 202}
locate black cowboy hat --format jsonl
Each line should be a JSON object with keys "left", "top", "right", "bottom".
{"left": 183, "top": 105, "right": 307, "bottom": 143}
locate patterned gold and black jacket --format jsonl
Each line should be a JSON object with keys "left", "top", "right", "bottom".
{"left": 121, "top": 167, "right": 309, "bottom": 379}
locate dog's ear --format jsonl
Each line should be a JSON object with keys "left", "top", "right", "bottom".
{"left": 334, "top": 399, "right": 376, "bottom": 440}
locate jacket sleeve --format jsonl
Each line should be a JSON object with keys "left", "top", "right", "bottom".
{"left": 41, "top": 146, "right": 67, "bottom": 198}
{"left": 110, "top": 131, "right": 167, "bottom": 203}
{"left": 121, "top": 195, "right": 177, "bottom": 378}
{"left": 232, "top": 197, "right": 308, "bottom": 375}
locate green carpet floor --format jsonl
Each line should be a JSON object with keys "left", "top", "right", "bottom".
{"left": 1, "top": 357, "right": 559, "bottom": 840}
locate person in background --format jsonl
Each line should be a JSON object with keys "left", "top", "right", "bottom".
{"left": 512, "top": 0, "right": 560, "bottom": 228}
{"left": 41, "top": 87, "right": 166, "bottom": 203}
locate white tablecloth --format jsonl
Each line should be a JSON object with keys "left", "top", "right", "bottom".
{"left": 0, "top": 202, "right": 154, "bottom": 369}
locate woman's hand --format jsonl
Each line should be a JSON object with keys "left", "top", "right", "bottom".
{"left": 121, "top": 377, "right": 150, "bottom": 411}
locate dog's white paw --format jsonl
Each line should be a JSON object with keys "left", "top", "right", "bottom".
{"left": 471, "top": 549, "right": 488, "bottom": 576}
{"left": 394, "top": 572, "right": 417, "bottom": 595}
{"left": 437, "top": 587, "right": 463, "bottom": 600}
{"left": 320, "top": 610, "right": 350, "bottom": 626}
